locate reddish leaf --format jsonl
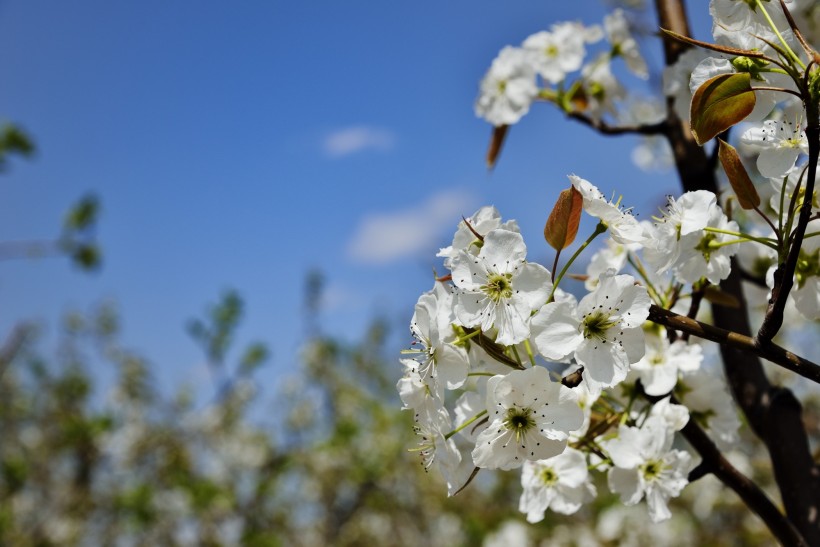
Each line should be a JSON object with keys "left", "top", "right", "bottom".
{"left": 544, "top": 187, "right": 583, "bottom": 251}
{"left": 690, "top": 73, "right": 755, "bottom": 145}
{"left": 718, "top": 139, "right": 760, "bottom": 210}
{"left": 486, "top": 125, "right": 509, "bottom": 169}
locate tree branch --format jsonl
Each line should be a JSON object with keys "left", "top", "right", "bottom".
{"left": 680, "top": 413, "right": 809, "bottom": 547}
{"left": 565, "top": 111, "right": 669, "bottom": 136}
{"left": 655, "top": 1, "right": 820, "bottom": 542}
{"left": 757, "top": 119, "right": 819, "bottom": 343}
{"left": 648, "top": 304, "right": 820, "bottom": 384}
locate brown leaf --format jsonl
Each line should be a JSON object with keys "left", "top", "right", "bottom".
{"left": 486, "top": 125, "right": 509, "bottom": 169}
{"left": 690, "top": 73, "right": 755, "bottom": 145}
{"left": 718, "top": 139, "right": 760, "bottom": 209}
{"left": 544, "top": 187, "right": 583, "bottom": 251}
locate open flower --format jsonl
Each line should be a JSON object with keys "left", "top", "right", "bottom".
{"left": 475, "top": 47, "right": 538, "bottom": 126}
{"left": 451, "top": 229, "right": 551, "bottom": 346}
{"left": 522, "top": 22, "right": 590, "bottom": 83}
{"left": 472, "top": 366, "right": 584, "bottom": 470}
{"left": 604, "top": 416, "right": 696, "bottom": 522}
{"left": 531, "top": 271, "right": 650, "bottom": 389}
{"left": 741, "top": 119, "right": 808, "bottom": 179}
{"left": 519, "top": 447, "right": 596, "bottom": 522}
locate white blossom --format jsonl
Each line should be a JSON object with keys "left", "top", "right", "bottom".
{"left": 522, "top": 22, "right": 588, "bottom": 84}
{"left": 451, "top": 229, "right": 551, "bottom": 346}
{"left": 632, "top": 333, "right": 703, "bottom": 396}
{"left": 472, "top": 366, "right": 584, "bottom": 470}
{"left": 741, "top": 119, "right": 808, "bottom": 179}
{"left": 570, "top": 175, "right": 645, "bottom": 245}
{"left": 438, "top": 205, "right": 519, "bottom": 269}
{"left": 605, "top": 8, "right": 648, "bottom": 79}
{"left": 476, "top": 47, "right": 538, "bottom": 126}
{"left": 605, "top": 416, "right": 696, "bottom": 522}
{"left": 531, "top": 271, "right": 650, "bottom": 389}
{"left": 519, "top": 447, "right": 596, "bottom": 521}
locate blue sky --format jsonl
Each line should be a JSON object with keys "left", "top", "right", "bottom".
{"left": 0, "top": 1, "right": 713, "bottom": 394}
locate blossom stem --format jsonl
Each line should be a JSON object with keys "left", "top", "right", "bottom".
{"left": 548, "top": 222, "right": 607, "bottom": 303}
{"left": 445, "top": 410, "right": 488, "bottom": 440}
{"left": 755, "top": 0, "right": 806, "bottom": 70}
{"left": 627, "top": 252, "right": 664, "bottom": 306}
{"left": 523, "top": 339, "right": 537, "bottom": 366}
{"left": 703, "top": 226, "right": 778, "bottom": 249}
{"left": 455, "top": 329, "right": 482, "bottom": 344}
{"left": 510, "top": 344, "right": 524, "bottom": 366}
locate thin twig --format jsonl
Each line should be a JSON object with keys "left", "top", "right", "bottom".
{"left": 566, "top": 111, "right": 669, "bottom": 136}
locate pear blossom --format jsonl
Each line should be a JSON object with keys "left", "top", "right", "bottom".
{"left": 648, "top": 396, "right": 691, "bottom": 432}
{"left": 451, "top": 228, "right": 551, "bottom": 346}
{"left": 678, "top": 368, "right": 741, "bottom": 450}
{"left": 472, "top": 366, "right": 584, "bottom": 470}
{"left": 605, "top": 416, "right": 696, "bottom": 522}
{"left": 531, "top": 271, "right": 650, "bottom": 389}
{"left": 790, "top": 219, "right": 820, "bottom": 319}
{"left": 604, "top": 8, "right": 648, "bottom": 79}
{"left": 580, "top": 54, "right": 626, "bottom": 121}
{"left": 644, "top": 191, "right": 740, "bottom": 284}
{"left": 522, "top": 22, "right": 589, "bottom": 84}
{"left": 412, "top": 405, "right": 464, "bottom": 493}
{"left": 569, "top": 175, "right": 645, "bottom": 245}
{"left": 403, "top": 283, "right": 469, "bottom": 396}
{"left": 741, "top": 119, "right": 808, "bottom": 179}
{"left": 519, "top": 447, "right": 597, "bottom": 522}
{"left": 437, "top": 205, "right": 519, "bottom": 269}
{"left": 585, "top": 237, "right": 632, "bottom": 291}
{"left": 632, "top": 334, "right": 703, "bottom": 396}
{"left": 475, "top": 47, "right": 538, "bottom": 126}
{"left": 769, "top": 167, "right": 819, "bottom": 216}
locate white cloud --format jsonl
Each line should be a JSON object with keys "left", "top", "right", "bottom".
{"left": 347, "top": 189, "right": 476, "bottom": 264}
{"left": 323, "top": 126, "right": 396, "bottom": 158}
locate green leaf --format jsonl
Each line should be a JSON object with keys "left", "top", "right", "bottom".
{"left": 64, "top": 195, "right": 100, "bottom": 231}
{"left": 718, "top": 139, "right": 760, "bottom": 209}
{"left": 690, "top": 73, "right": 755, "bottom": 145}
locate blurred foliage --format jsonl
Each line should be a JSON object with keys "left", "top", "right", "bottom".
{"left": 1, "top": 281, "right": 814, "bottom": 546}
{"left": 0, "top": 123, "right": 34, "bottom": 171}
{"left": 0, "top": 123, "right": 101, "bottom": 271}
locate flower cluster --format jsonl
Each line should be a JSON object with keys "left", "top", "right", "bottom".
{"left": 401, "top": 0, "right": 820, "bottom": 534}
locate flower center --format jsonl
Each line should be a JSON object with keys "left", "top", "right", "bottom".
{"left": 582, "top": 311, "right": 618, "bottom": 341}
{"left": 503, "top": 406, "right": 535, "bottom": 442}
{"left": 694, "top": 232, "right": 718, "bottom": 262}
{"left": 482, "top": 272, "right": 514, "bottom": 302}
{"left": 497, "top": 80, "right": 508, "bottom": 94}
{"left": 795, "top": 249, "right": 820, "bottom": 289}
{"left": 640, "top": 459, "right": 664, "bottom": 482}
{"left": 538, "top": 466, "right": 559, "bottom": 486}
{"left": 545, "top": 45, "right": 559, "bottom": 58}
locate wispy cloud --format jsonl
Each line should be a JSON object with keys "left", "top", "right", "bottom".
{"left": 323, "top": 126, "right": 395, "bottom": 158}
{"left": 347, "top": 189, "right": 476, "bottom": 264}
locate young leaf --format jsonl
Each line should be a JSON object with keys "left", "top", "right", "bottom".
{"left": 486, "top": 125, "right": 509, "bottom": 169}
{"left": 544, "top": 187, "right": 582, "bottom": 251}
{"left": 690, "top": 73, "right": 755, "bottom": 145}
{"left": 718, "top": 138, "right": 760, "bottom": 209}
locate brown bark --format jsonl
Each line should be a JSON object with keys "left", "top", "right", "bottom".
{"left": 654, "top": 1, "right": 820, "bottom": 543}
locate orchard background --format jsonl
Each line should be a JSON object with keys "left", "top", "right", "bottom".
{"left": 1, "top": 1, "right": 819, "bottom": 545}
